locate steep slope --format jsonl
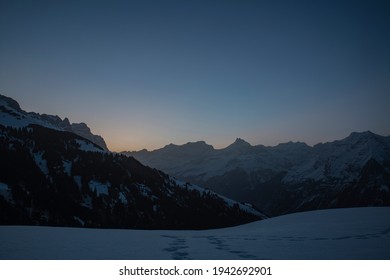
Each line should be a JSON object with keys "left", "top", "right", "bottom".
{"left": 124, "top": 133, "right": 390, "bottom": 216}
{"left": 0, "top": 124, "right": 265, "bottom": 229}
{"left": 0, "top": 94, "right": 108, "bottom": 150}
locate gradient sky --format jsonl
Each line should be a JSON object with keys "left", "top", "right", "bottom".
{"left": 1, "top": 0, "right": 389, "bottom": 151}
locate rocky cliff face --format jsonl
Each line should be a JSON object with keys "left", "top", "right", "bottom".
{"left": 0, "top": 94, "right": 108, "bottom": 151}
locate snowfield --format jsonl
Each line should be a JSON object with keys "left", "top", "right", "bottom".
{"left": 0, "top": 207, "right": 389, "bottom": 260}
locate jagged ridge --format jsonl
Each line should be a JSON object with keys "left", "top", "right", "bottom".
{"left": 0, "top": 94, "right": 108, "bottom": 151}
{"left": 124, "top": 132, "right": 390, "bottom": 216}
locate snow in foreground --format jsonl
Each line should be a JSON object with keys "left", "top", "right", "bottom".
{"left": 0, "top": 207, "right": 389, "bottom": 260}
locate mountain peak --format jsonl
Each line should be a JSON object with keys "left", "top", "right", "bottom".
{"left": 71, "top": 122, "right": 91, "bottom": 133}
{"left": 348, "top": 131, "right": 375, "bottom": 138}
{"left": 163, "top": 143, "right": 178, "bottom": 150}
{"left": 71, "top": 122, "right": 108, "bottom": 151}
{"left": 0, "top": 94, "right": 22, "bottom": 111}
{"left": 225, "top": 138, "right": 252, "bottom": 151}
{"left": 183, "top": 140, "right": 211, "bottom": 148}
{"left": 160, "top": 141, "right": 214, "bottom": 154}
{"left": 233, "top": 138, "right": 251, "bottom": 146}
{"left": 275, "top": 141, "right": 310, "bottom": 149}
{"left": 343, "top": 131, "right": 380, "bottom": 144}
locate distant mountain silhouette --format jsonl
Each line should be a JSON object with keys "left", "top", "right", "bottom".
{"left": 124, "top": 132, "right": 390, "bottom": 216}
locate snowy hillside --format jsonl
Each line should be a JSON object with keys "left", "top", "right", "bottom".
{"left": 0, "top": 95, "right": 266, "bottom": 229}
{"left": 0, "top": 124, "right": 265, "bottom": 229}
{"left": 1, "top": 207, "right": 389, "bottom": 260}
{"left": 124, "top": 133, "right": 390, "bottom": 216}
{"left": 0, "top": 94, "right": 108, "bottom": 150}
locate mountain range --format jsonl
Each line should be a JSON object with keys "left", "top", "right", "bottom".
{"left": 124, "top": 133, "right": 390, "bottom": 216}
{"left": 2, "top": 92, "right": 388, "bottom": 226}
{"left": 0, "top": 94, "right": 265, "bottom": 229}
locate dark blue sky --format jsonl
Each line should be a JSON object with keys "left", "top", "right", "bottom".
{"left": 1, "top": 0, "right": 389, "bottom": 151}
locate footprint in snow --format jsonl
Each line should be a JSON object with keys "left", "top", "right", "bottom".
{"left": 162, "top": 236, "right": 191, "bottom": 260}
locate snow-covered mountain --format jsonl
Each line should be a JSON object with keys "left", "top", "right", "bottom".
{"left": 124, "top": 133, "right": 390, "bottom": 216}
{"left": 1, "top": 207, "right": 389, "bottom": 259}
{"left": 0, "top": 94, "right": 108, "bottom": 151}
{"left": 0, "top": 94, "right": 265, "bottom": 229}
{"left": 127, "top": 138, "right": 311, "bottom": 180}
{"left": 283, "top": 131, "right": 390, "bottom": 183}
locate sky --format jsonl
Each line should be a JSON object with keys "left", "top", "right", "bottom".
{"left": 0, "top": 0, "right": 389, "bottom": 151}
